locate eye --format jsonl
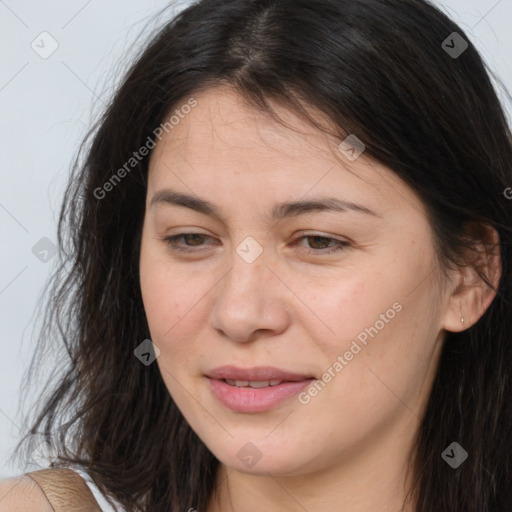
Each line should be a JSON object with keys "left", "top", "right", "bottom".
{"left": 162, "top": 233, "right": 216, "bottom": 253}
{"left": 293, "top": 234, "right": 350, "bottom": 255}
{"left": 161, "top": 232, "right": 350, "bottom": 255}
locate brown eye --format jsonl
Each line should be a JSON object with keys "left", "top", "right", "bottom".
{"left": 294, "top": 235, "right": 350, "bottom": 255}
{"left": 162, "top": 233, "right": 215, "bottom": 252}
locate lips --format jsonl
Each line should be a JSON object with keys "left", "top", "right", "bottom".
{"left": 205, "top": 366, "right": 316, "bottom": 413}
{"left": 206, "top": 365, "right": 315, "bottom": 382}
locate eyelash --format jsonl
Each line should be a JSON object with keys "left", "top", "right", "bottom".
{"left": 161, "top": 233, "right": 350, "bottom": 255}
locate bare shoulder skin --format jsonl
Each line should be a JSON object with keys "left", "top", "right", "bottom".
{"left": 0, "top": 475, "right": 54, "bottom": 512}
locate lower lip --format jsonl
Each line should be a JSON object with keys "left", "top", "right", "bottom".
{"left": 207, "top": 377, "right": 314, "bottom": 413}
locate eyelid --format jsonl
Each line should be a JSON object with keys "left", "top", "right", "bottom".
{"left": 298, "top": 230, "right": 349, "bottom": 242}
{"left": 161, "top": 231, "right": 350, "bottom": 255}
{"left": 291, "top": 233, "right": 350, "bottom": 254}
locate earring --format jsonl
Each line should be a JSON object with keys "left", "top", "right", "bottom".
{"left": 460, "top": 304, "right": 464, "bottom": 325}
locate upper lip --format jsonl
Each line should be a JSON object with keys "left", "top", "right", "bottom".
{"left": 206, "top": 366, "right": 315, "bottom": 382}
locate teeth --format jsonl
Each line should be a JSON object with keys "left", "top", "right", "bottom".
{"left": 224, "top": 379, "right": 283, "bottom": 387}
{"left": 248, "top": 380, "right": 271, "bottom": 388}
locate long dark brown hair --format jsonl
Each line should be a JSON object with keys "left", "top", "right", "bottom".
{"left": 10, "top": 0, "right": 512, "bottom": 510}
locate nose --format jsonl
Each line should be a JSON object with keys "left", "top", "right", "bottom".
{"left": 209, "top": 246, "right": 291, "bottom": 343}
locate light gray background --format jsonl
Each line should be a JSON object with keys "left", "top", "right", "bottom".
{"left": 1, "top": 0, "right": 511, "bottom": 478}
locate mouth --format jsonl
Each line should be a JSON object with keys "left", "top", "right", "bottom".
{"left": 206, "top": 365, "right": 315, "bottom": 382}
{"left": 222, "top": 379, "right": 290, "bottom": 388}
{"left": 205, "top": 366, "right": 316, "bottom": 412}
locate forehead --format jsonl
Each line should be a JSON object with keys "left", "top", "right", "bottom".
{"left": 151, "top": 86, "right": 340, "bottom": 164}
{"left": 146, "top": 85, "right": 422, "bottom": 219}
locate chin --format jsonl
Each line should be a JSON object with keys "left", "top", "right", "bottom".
{"left": 202, "top": 434, "right": 320, "bottom": 476}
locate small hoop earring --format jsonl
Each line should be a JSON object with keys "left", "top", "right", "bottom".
{"left": 460, "top": 304, "right": 464, "bottom": 325}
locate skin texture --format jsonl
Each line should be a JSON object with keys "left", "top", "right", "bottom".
{"left": 139, "top": 85, "right": 498, "bottom": 512}
{"left": 0, "top": 476, "right": 54, "bottom": 511}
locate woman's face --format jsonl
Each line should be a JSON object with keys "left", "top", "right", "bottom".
{"left": 139, "top": 85, "right": 454, "bottom": 478}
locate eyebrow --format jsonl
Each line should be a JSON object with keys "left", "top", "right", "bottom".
{"left": 150, "top": 188, "right": 380, "bottom": 221}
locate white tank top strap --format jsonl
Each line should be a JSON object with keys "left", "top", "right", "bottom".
{"left": 63, "top": 465, "right": 124, "bottom": 512}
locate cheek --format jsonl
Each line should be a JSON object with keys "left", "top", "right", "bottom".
{"left": 139, "top": 242, "right": 213, "bottom": 376}
{"left": 139, "top": 263, "right": 199, "bottom": 401}
{"left": 305, "top": 274, "right": 393, "bottom": 354}
{"left": 140, "top": 266, "right": 179, "bottom": 340}
{"left": 304, "top": 256, "right": 440, "bottom": 392}
{"left": 322, "top": 294, "right": 440, "bottom": 425}
{"left": 140, "top": 236, "right": 190, "bottom": 331}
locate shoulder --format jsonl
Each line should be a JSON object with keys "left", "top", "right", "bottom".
{"left": 0, "top": 474, "right": 54, "bottom": 511}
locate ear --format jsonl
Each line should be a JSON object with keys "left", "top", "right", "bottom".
{"left": 442, "top": 223, "right": 501, "bottom": 332}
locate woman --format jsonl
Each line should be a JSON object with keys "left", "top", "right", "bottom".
{"left": 2, "top": 0, "right": 511, "bottom": 510}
